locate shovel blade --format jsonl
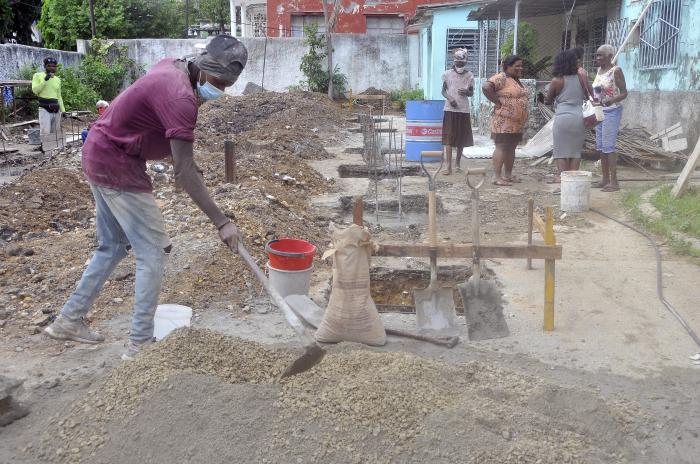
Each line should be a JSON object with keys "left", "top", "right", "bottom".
{"left": 458, "top": 278, "right": 510, "bottom": 341}
{"left": 413, "top": 287, "right": 457, "bottom": 334}
{"left": 280, "top": 343, "right": 325, "bottom": 378}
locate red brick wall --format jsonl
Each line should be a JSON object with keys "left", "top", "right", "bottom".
{"left": 267, "top": 0, "right": 462, "bottom": 37}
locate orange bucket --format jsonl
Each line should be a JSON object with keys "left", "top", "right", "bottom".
{"left": 265, "top": 239, "right": 316, "bottom": 271}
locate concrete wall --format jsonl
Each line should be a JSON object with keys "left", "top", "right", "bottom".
{"left": 78, "top": 35, "right": 418, "bottom": 94}
{"left": 0, "top": 44, "right": 82, "bottom": 80}
{"left": 622, "top": 90, "right": 700, "bottom": 152}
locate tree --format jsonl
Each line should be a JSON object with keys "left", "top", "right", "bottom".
{"left": 6, "top": 0, "right": 42, "bottom": 44}
{"left": 38, "top": 0, "right": 185, "bottom": 50}
{"left": 500, "top": 22, "right": 551, "bottom": 78}
{"left": 197, "top": 0, "right": 228, "bottom": 33}
{"left": 298, "top": 23, "right": 347, "bottom": 96}
{"left": 1, "top": 0, "right": 14, "bottom": 42}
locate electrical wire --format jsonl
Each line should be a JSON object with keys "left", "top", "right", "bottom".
{"left": 590, "top": 207, "right": 700, "bottom": 351}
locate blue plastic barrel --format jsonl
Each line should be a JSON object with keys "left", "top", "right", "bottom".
{"left": 405, "top": 100, "right": 444, "bottom": 161}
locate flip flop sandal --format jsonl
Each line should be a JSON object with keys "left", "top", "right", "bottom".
{"left": 493, "top": 180, "right": 513, "bottom": 186}
{"left": 507, "top": 177, "right": 523, "bottom": 183}
{"left": 592, "top": 182, "right": 608, "bottom": 188}
{"left": 602, "top": 186, "right": 620, "bottom": 192}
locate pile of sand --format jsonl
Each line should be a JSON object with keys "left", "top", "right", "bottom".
{"left": 33, "top": 329, "right": 649, "bottom": 464}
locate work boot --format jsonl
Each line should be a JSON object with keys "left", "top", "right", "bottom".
{"left": 44, "top": 315, "right": 105, "bottom": 344}
{"left": 121, "top": 339, "right": 154, "bottom": 361}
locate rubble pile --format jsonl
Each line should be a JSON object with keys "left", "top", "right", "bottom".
{"left": 0, "top": 91, "right": 348, "bottom": 333}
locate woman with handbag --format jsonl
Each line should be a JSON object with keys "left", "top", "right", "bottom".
{"left": 593, "top": 44, "right": 628, "bottom": 192}
{"left": 546, "top": 49, "right": 593, "bottom": 184}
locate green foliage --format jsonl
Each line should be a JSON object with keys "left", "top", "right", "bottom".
{"left": 499, "top": 22, "right": 551, "bottom": 78}
{"left": 59, "top": 66, "right": 100, "bottom": 111}
{"left": 14, "top": 40, "right": 140, "bottom": 111}
{"left": 299, "top": 23, "right": 328, "bottom": 93}
{"left": 78, "top": 38, "right": 141, "bottom": 100}
{"left": 1, "top": 0, "right": 12, "bottom": 41}
{"left": 622, "top": 188, "right": 700, "bottom": 258}
{"left": 651, "top": 185, "right": 700, "bottom": 239}
{"left": 38, "top": 0, "right": 184, "bottom": 50}
{"left": 388, "top": 89, "right": 424, "bottom": 110}
{"left": 197, "top": 0, "right": 229, "bottom": 33}
{"left": 2, "top": 0, "right": 41, "bottom": 44}
{"left": 298, "top": 23, "right": 348, "bottom": 97}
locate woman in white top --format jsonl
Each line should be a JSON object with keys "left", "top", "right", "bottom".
{"left": 592, "top": 44, "right": 628, "bottom": 192}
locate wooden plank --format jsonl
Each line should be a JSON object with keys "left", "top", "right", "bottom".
{"left": 650, "top": 122, "right": 682, "bottom": 140}
{"left": 533, "top": 213, "right": 547, "bottom": 237}
{"left": 667, "top": 138, "right": 688, "bottom": 153}
{"left": 2, "top": 119, "right": 38, "bottom": 129}
{"left": 353, "top": 95, "right": 386, "bottom": 101}
{"left": 543, "top": 207, "right": 555, "bottom": 332}
{"left": 374, "top": 242, "right": 562, "bottom": 260}
{"left": 671, "top": 134, "right": 700, "bottom": 198}
{"left": 527, "top": 197, "right": 534, "bottom": 270}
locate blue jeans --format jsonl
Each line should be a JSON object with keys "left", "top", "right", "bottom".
{"left": 61, "top": 185, "right": 171, "bottom": 343}
{"left": 595, "top": 105, "right": 623, "bottom": 154}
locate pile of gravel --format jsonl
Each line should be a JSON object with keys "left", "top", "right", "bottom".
{"left": 34, "top": 329, "right": 649, "bottom": 464}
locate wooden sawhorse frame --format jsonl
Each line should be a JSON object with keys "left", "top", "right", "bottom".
{"left": 353, "top": 197, "right": 562, "bottom": 331}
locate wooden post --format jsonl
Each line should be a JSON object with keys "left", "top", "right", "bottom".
{"left": 543, "top": 206, "right": 555, "bottom": 331}
{"left": 671, "top": 135, "right": 700, "bottom": 198}
{"left": 526, "top": 197, "right": 534, "bottom": 270}
{"left": 353, "top": 196, "right": 363, "bottom": 226}
{"left": 224, "top": 140, "right": 236, "bottom": 183}
{"left": 348, "top": 88, "right": 353, "bottom": 111}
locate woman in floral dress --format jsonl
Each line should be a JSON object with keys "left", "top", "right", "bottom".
{"left": 482, "top": 55, "right": 530, "bottom": 186}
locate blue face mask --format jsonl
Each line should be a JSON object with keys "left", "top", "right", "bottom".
{"left": 197, "top": 74, "right": 224, "bottom": 101}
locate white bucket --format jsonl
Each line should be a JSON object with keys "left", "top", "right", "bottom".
{"left": 266, "top": 262, "right": 313, "bottom": 299}
{"left": 153, "top": 304, "right": 193, "bottom": 340}
{"left": 561, "top": 170, "right": 592, "bottom": 212}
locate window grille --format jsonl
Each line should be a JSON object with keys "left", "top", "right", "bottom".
{"left": 639, "top": 0, "right": 681, "bottom": 69}
{"left": 445, "top": 28, "right": 480, "bottom": 72}
{"left": 606, "top": 18, "right": 629, "bottom": 51}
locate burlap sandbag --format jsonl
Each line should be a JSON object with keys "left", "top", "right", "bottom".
{"left": 315, "top": 224, "right": 386, "bottom": 346}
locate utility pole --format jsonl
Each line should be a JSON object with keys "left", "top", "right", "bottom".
{"left": 88, "top": 0, "right": 97, "bottom": 37}
{"left": 321, "top": 0, "right": 333, "bottom": 99}
{"left": 185, "top": 0, "right": 190, "bottom": 38}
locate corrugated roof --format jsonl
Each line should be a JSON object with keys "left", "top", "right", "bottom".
{"left": 468, "top": 0, "right": 601, "bottom": 20}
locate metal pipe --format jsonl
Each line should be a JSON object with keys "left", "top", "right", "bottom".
{"left": 496, "top": 11, "right": 501, "bottom": 70}
{"left": 513, "top": 0, "right": 521, "bottom": 54}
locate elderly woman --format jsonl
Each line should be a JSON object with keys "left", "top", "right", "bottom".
{"left": 482, "top": 55, "right": 530, "bottom": 186}
{"left": 441, "top": 48, "right": 474, "bottom": 175}
{"left": 593, "top": 44, "right": 628, "bottom": 192}
{"left": 546, "top": 49, "right": 593, "bottom": 183}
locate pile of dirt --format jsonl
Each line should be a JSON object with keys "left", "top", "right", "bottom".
{"left": 0, "top": 168, "right": 93, "bottom": 241}
{"left": 33, "top": 329, "right": 650, "bottom": 464}
{"left": 196, "top": 91, "right": 348, "bottom": 149}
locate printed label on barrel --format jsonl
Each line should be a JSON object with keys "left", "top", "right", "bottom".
{"left": 405, "top": 121, "right": 442, "bottom": 142}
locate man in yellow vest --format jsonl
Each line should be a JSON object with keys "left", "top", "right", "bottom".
{"left": 31, "top": 57, "right": 65, "bottom": 136}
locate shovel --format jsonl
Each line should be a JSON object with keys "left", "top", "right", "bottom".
{"left": 413, "top": 151, "right": 457, "bottom": 334}
{"left": 284, "top": 295, "right": 459, "bottom": 348}
{"left": 237, "top": 242, "right": 325, "bottom": 378}
{"left": 458, "top": 168, "right": 510, "bottom": 341}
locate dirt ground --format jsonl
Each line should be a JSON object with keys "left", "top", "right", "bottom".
{"left": 1, "top": 92, "right": 700, "bottom": 464}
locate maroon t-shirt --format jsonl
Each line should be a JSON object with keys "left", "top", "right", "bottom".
{"left": 82, "top": 58, "right": 198, "bottom": 192}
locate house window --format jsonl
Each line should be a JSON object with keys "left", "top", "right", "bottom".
{"left": 445, "top": 28, "right": 479, "bottom": 72}
{"left": 291, "top": 15, "right": 326, "bottom": 37}
{"left": 639, "top": 0, "right": 682, "bottom": 69}
{"left": 365, "top": 15, "right": 404, "bottom": 35}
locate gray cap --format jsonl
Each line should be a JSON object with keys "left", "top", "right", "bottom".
{"left": 194, "top": 35, "right": 248, "bottom": 85}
